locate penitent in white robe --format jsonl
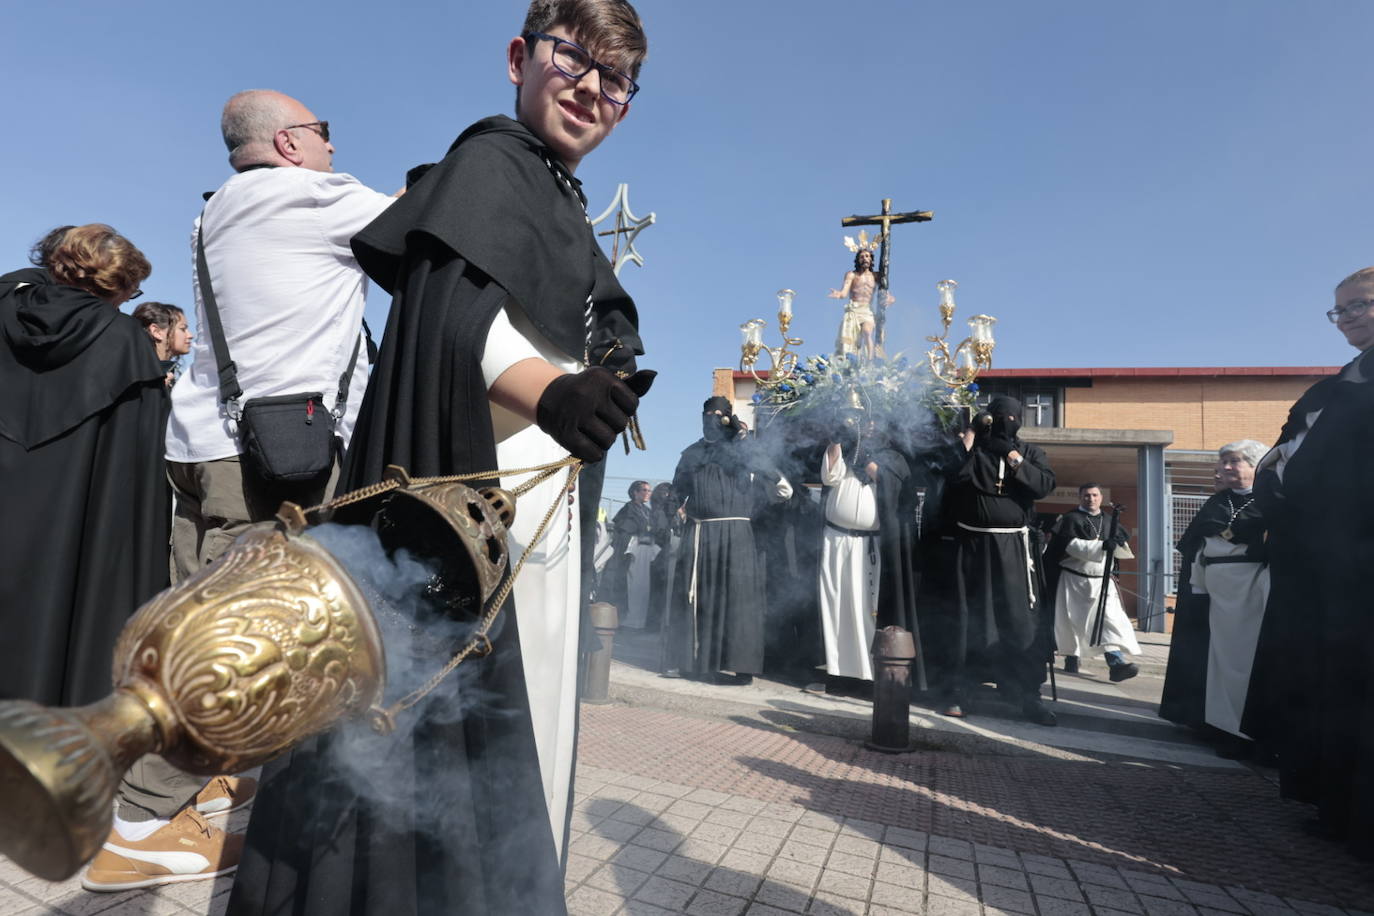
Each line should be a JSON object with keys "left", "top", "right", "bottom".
{"left": 484, "top": 302, "right": 581, "bottom": 858}
{"left": 1054, "top": 537, "right": 1141, "bottom": 658}
{"left": 1192, "top": 535, "right": 1270, "bottom": 737}
{"left": 818, "top": 449, "right": 880, "bottom": 680}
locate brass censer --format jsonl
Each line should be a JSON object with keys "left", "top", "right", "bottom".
{"left": 0, "top": 467, "right": 514, "bottom": 881}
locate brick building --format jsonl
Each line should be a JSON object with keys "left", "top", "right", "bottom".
{"left": 715, "top": 365, "right": 1337, "bottom": 630}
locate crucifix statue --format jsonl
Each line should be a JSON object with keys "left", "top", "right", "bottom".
{"left": 835, "top": 198, "right": 932, "bottom": 356}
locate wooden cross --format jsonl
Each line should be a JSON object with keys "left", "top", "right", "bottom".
{"left": 840, "top": 199, "right": 933, "bottom": 345}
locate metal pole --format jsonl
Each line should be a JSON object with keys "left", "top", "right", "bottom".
{"left": 866, "top": 626, "right": 916, "bottom": 753}
{"left": 582, "top": 602, "right": 619, "bottom": 704}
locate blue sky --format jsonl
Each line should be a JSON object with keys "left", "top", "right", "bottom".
{"left": 4, "top": 1, "right": 1372, "bottom": 489}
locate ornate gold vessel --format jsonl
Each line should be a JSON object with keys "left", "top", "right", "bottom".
{"left": 0, "top": 470, "right": 512, "bottom": 881}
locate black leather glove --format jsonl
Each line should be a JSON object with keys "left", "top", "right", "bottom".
{"left": 984, "top": 435, "right": 1016, "bottom": 459}
{"left": 536, "top": 368, "right": 655, "bottom": 462}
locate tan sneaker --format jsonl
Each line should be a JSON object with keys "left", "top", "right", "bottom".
{"left": 81, "top": 808, "right": 244, "bottom": 892}
{"left": 193, "top": 774, "right": 258, "bottom": 817}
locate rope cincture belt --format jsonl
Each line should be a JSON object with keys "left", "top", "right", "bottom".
{"left": 957, "top": 521, "right": 1037, "bottom": 608}
{"left": 300, "top": 455, "right": 583, "bottom": 735}
{"left": 685, "top": 516, "right": 751, "bottom": 656}
{"left": 825, "top": 521, "right": 878, "bottom": 538}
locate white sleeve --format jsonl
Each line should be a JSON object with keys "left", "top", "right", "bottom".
{"left": 481, "top": 303, "right": 545, "bottom": 388}
{"left": 313, "top": 173, "right": 395, "bottom": 258}
{"left": 1065, "top": 537, "right": 1106, "bottom": 562}
{"left": 1189, "top": 556, "right": 1208, "bottom": 595}
{"left": 775, "top": 475, "right": 794, "bottom": 500}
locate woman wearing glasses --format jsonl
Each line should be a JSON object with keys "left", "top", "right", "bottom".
{"left": 0, "top": 224, "right": 169, "bottom": 707}
{"left": 1243, "top": 268, "right": 1374, "bottom": 862}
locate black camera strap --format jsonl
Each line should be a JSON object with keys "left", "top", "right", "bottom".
{"left": 195, "top": 221, "right": 363, "bottom": 422}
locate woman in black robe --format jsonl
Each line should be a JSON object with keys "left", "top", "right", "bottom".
{"left": 0, "top": 224, "right": 167, "bottom": 707}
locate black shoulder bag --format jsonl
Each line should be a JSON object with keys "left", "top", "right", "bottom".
{"left": 196, "top": 225, "right": 362, "bottom": 482}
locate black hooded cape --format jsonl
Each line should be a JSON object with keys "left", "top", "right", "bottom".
{"left": 228, "top": 116, "right": 643, "bottom": 916}
{"left": 1158, "top": 490, "right": 1263, "bottom": 728}
{"left": 0, "top": 269, "right": 169, "bottom": 707}
{"left": 1243, "top": 352, "right": 1374, "bottom": 860}
{"left": 872, "top": 444, "right": 925, "bottom": 689}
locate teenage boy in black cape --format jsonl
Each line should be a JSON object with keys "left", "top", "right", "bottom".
{"left": 226, "top": 3, "right": 653, "bottom": 914}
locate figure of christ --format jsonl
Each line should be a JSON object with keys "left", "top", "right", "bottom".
{"left": 828, "top": 248, "right": 894, "bottom": 359}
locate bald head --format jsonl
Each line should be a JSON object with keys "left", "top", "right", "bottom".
{"left": 221, "top": 90, "right": 333, "bottom": 172}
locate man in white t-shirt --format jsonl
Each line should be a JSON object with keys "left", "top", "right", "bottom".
{"left": 83, "top": 90, "right": 395, "bottom": 894}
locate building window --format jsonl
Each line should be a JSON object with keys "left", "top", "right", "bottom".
{"left": 1023, "top": 390, "right": 1057, "bottom": 427}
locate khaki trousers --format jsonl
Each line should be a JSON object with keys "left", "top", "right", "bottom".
{"left": 117, "top": 454, "right": 339, "bottom": 821}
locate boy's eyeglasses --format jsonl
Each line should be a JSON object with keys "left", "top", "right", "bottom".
{"left": 284, "top": 120, "right": 330, "bottom": 142}
{"left": 524, "top": 32, "right": 640, "bottom": 105}
{"left": 1327, "top": 299, "right": 1374, "bottom": 323}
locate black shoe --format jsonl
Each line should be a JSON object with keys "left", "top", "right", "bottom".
{"left": 1108, "top": 662, "right": 1139, "bottom": 682}
{"left": 1022, "top": 697, "right": 1058, "bottom": 726}
{"left": 1063, "top": 656, "right": 1079, "bottom": 674}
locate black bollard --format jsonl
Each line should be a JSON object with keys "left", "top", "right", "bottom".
{"left": 865, "top": 626, "right": 917, "bottom": 753}
{"left": 582, "top": 602, "right": 619, "bottom": 705}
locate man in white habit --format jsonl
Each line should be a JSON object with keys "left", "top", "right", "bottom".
{"left": 1048, "top": 483, "right": 1141, "bottom": 682}
{"left": 816, "top": 419, "right": 881, "bottom": 693}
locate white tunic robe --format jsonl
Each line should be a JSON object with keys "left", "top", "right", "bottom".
{"left": 483, "top": 303, "right": 581, "bottom": 857}
{"left": 1192, "top": 535, "right": 1270, "bottom": 737}
{"left": 1054, "top": 534, "right": 1141, "bottom": 658}
{"left": 818, "top": 450, "right": 880, "bottom": 680}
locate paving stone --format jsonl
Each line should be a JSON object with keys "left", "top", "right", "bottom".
{"left": 597, "top": 818, "right": 646, "bottom": 842}
{"left": 880, "top": 845, "right": 925, "bottom": 868}
{"left": 612, "top": 844, "right": 670, "bottom": 873}
{"left": 871, "top": 880, "right": 924, "bottom": 910}
{"left": 841, "top": 817, "right": 886, "bottom": 839}
{"left": 755, "top": 879, "right": 817, "bottom": 911}
{"left": 928, "top": 855, "right": 976, "bottom": 881}
{"left": 567, "top": 884, "right": 623, "bottom": 916}
{"left": 567, "top": 853, "right": 600, "bottom": 882}
{"left": 734, "top": 831, "right": 786, "bottom": 857}
{"left": 1033, "top": 896, "right": 1093, "bottom": 916}
{"left": 719, "top": 848, "right": 773, "bottom": 876}
{"left": 1180, "top": 890, "right": 1245, "bottom": 913}
{"left": 634, "top": 793, "right": 680, "bottom": 813}
{"left": 657, "top": 813, "right": 706, "bottom": 835}
{"left": 975, "top": 845, "right": 1024, "bottom": 871}
{"left": 586, "top": 862, "right": 651, "bottom": 895}
{"left": 826, "top": 851, "right": 876, "bottom": 879}
{"left": 693, "top": 821, "right": 744, "bottom": 847}
{"left": 750, "top": 817, "right": 797, "bottom": 838}
{"left": 981, "top": 884, "right": 1036, "bottom": 914}
{"left": 978, "top": 863, "right": 1031, "bottom": 892}
{"left": 807, "top": 890, "right": 865, "bottom": 916}
{"left": 766, "top": 858, "right": 823, "bottom": 890}
{"left": 669, "top": 800, "right": 716, "bottom": 821}
{"left": 571, "top": 834, "right": 624, "bottom": 861}
{"left": 651, "top": 782, "right": 696, "bottom": 798}
{"left": 832, "top": 835, "right": 881, "bottom": 858}
{"left": 761, "top": 804, "right": 805, "bottom": 822}
{"left": 1125, "top": 878, "right": 1186, "bottom": 901}
{"left": 706, "top": 809, "right": 754, "bottom": 829}
{"left": 1099, "top": 909, "right": 1148, "bottom": 916}
{"left": 1141, "top": 895, "right": 1201, "bottom": 916}
{"left": 705, "top": 868, "right": 764, "bottom": 899}
{"left": 1030, "top": 874, "right": 1086, "bottom": 902}
{"left": 747, "top": 904, "right": 805, "bottom": 916}
{"left": 720, "top": 797, "right": 768, "bottom": 815}
{"left": 1021, "top": 855, "right": 1073, "bottom": 879}
{"left": 778, "top": 841, "right": 831, "bottom": 867}
{"left": 611, "top": 806, "right": 660, "bottom": 827}
{"left": 686, "top": 788, "right": 733, "bottom": 806}
{"left": 875, "top": 861, "right": 925, "bottom": 889}
{"left": 633, "top": 827, "right": 685, "bottom": 853}
{"left": 658, "top": 854, "right": 716, "bottom": 885}
{"left": 1067, "top": 861, "right": 1130, "bottom": 891}
{"left": 798, "top": 812, "right": 843, "bottom": 830}
{"left": 677, "top": 839, "right": 729, "bottom": 864}
{"left": 1284, "top": 901, "right": 1344, "bottom": 916}
{"left": 872, "top": 906, "right": 924, "bottom": 916}
{"left": 815, "top": 868, "right": 871, "bottom": 902}
{"left": 1083, "top": 884, "right": 1145, "bottom": 913}
{"left": 792, "top": 826, "right": 840, "bottom": 849}
{"left": 687, "top": 887, "right": 750, "bottom": 916}
{"left": 928, "top": 874, "right": 978, "bottom": 902}
{"left": 621, "top": 900, "right": 680, "bottom": 916}
{"left": 928, "top": 837, "right": 974, "bottom": 859}
{"left": 1223, "top": 889, "right": 1289, "bottom": 910}
{"left": 884, "top": 827, "right": 929, "bottom": 851}
{"left": 927, "top": 896, "right": 982, "bottom": 916}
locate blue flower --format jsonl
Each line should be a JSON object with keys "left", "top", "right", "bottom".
{"left": 751, "top": 393, "right": 763, "bottom": 403}
{"left": 779, "top": 383, "right": 793, "bottom": 392}
{"left": 832, "top": 374, "right": 842, "bottom": 383}
{"left": 847, "top": 353, "right": 859, "bottom": 365}
{"left": 968, "top": 382, "right": 980, "bottom": 392}
{"left": 802, "top": 373, "right": 815, "bottom": 384}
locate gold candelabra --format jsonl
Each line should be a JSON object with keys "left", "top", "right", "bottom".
{"left": 926, "top": 279, "right": 997, "bottom": 390}
{"left": 739, "top": 289, "right": 805, "bottom": 390}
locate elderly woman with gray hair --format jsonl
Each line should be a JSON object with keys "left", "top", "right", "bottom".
{"left": 1160, "top": 439, "right": 1269, "bottom": 757}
